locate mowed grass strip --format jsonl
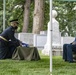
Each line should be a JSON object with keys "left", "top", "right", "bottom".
{"left": 0, "top": 55, "right": 50, "bottom": 75}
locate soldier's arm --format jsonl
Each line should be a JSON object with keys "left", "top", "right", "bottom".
{"left": 8, "top": 29, "right": 20, "bottom": 46}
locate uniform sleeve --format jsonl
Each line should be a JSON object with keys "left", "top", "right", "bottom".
{"left": 74, "top": 38, "right": 76, "bottom": 42}
{"left": 8, "top": 29, "right": 20, "bottom": 46}
{"left": 72, "top": 38, "right": 76, "bottom": 42}
{"left": 70, "top": 38, "right": 76, "bottom": 44}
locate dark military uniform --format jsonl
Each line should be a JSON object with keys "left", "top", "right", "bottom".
{"left": 0, "top": 26, "right": 20, "bottom": 59}
{"left": 63, "top": 38, "right": 76, "bottom": 62}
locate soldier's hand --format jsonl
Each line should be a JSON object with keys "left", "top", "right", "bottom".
{"left": 72, "top": 42, "right": 76, "bottom": 45}
{"left": 19, "top": 40, "right": 22, "bottom": 46}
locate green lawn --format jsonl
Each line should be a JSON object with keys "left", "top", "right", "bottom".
{"left": 0, "top": 55, "right": 50, "bottom": 75}
{"left": 53, "top": 56, "right": 76, "bottom": 75}
{"left": 0, "top": 53, "right": 76, "bottom": 75}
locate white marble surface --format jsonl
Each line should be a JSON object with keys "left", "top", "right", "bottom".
{"left": 18, "top": 33, "right": 34, "bottom": 46}
{"left": 42, "top": 10, "right": 61, "bottom": 55}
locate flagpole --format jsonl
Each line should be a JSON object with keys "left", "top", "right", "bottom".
{"left": 49, "top": 0, "right": 52, "bottom": 73}
{"left": 3, "top": 0, "right": 6, "bottom": 31}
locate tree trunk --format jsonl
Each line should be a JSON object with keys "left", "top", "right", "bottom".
{"left": 22, "top": 0, "right": 31, "bottom": 32}
{"left": 32, "top": 0, "right": 44, "bottom": 34}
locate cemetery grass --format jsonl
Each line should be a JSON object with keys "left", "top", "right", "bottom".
{"left": 0, "top": 53, "right": 50, "bottom": 75}
{"left": 0, "top": 54, "right": 76, "bottom": 75}
{"left": 53, "top": 56, "right": 76, "bottom": 75}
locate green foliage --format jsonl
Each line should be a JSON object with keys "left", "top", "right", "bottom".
{"left": 44, "top": 0, "right": 50, "bottom": 30}
{"left": 53, "top": 1, "right": 76, "bottom": 36}
{"left": 0, "top": 0, "right": 25, "bottom": 33}
{"left": 28, "top": 2, "right": 34, "bottom": 33}
{"left": 6, "top": 0, "right": 25, "bottom": 32}
{"left": 2, "top": 0, "right": 76, "bottom": 36}
{"left": 0, "top": 0, "right": 50, "bottom": 33}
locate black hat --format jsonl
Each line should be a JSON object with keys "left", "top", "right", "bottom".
{"left": 9, "top": 19, "right": 19, "bottom": 24}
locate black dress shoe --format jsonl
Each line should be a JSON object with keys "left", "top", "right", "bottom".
{"left": 65, "top": 60, "right": 68, "bottom": 62}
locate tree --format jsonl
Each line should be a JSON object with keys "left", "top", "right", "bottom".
{"left": 0, "top": 0, "right": 49, "bottom": 33}
{"left": 53, "top": 1, "right": 76, "bottom": 36}
{"left": 32, "top": 0, "right": 44, "bottom": 34}
{"left": 22, "top": 0, "right": 31, "bottom": 32}
{"left": 0, "top": 0, "right": 4, "bottom": 33}
{"left": 5, "top": 0, "right": 25, "bottom": 32}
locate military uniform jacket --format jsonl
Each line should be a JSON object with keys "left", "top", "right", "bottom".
{"left": 0, "top": 26, "right": 20, "bottom": 46}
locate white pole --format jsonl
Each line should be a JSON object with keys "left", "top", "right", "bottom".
{"left": 3, "top": 0, "right": 5, "bottom": 31}
{"left": 49, "top": 0, "right": 52, "bottom": 73}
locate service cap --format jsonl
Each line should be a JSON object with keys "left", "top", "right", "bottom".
{"left": 10, "top": 19, "right": 19, "bottom": 24}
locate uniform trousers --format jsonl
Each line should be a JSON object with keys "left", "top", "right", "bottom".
{"left": 63, "top": 44, "right": 76, "bottom": 62}
{"left": 0, "top": 39, "right": 19, "bottom": 59}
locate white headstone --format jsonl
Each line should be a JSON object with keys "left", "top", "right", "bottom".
{"left": 33, "top": 34, "right": 47, "bottom": 50}
{"left": 40, "top": 31, "right": 47, "bottom": 35}
{"left": 18, "top": 33, "right": 34, "bottom": 46}
{"left": 52, "top": 10, "right": 61, "bottom": 46}
{"left": 42, "top": 10, "right": 61, "bottom": 55}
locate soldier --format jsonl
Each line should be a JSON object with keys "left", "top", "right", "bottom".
{"left": 0, "top": 19, "right": 21, "bottom": 59}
